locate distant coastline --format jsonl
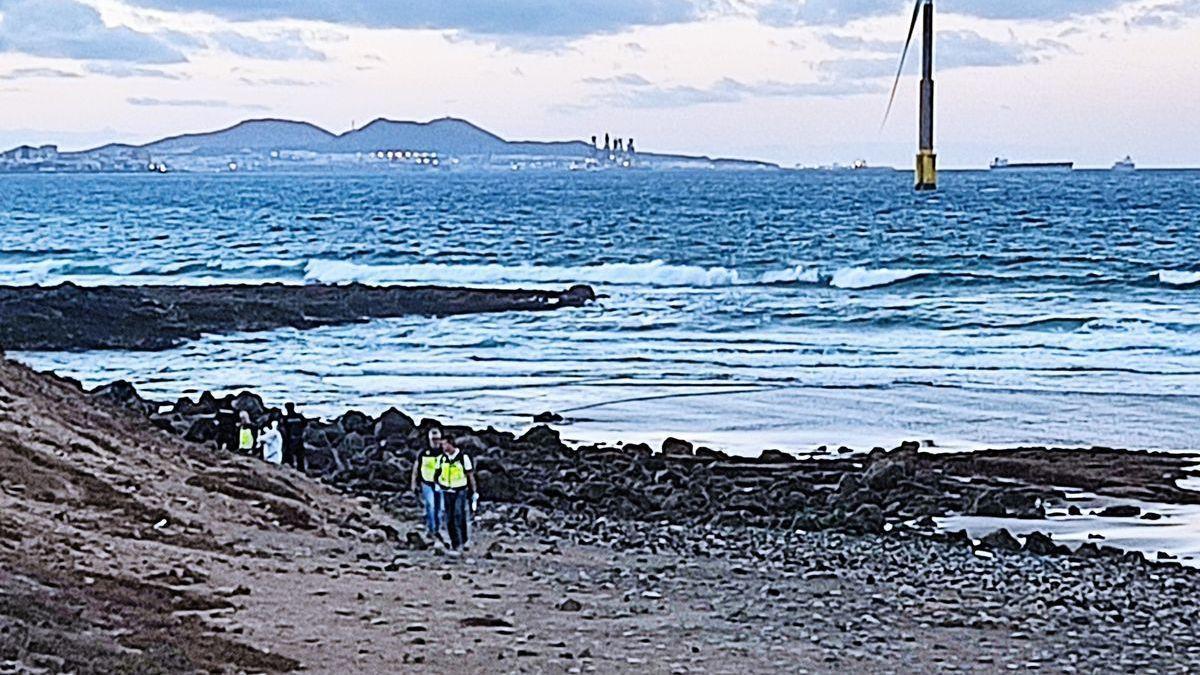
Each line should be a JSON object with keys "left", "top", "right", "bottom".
{"left": 0, "top": 116, "right": 778, "bottom": 174}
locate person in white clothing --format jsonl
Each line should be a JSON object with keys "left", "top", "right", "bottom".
{"left": 260, "top": 420, "right": 283, "bottom": 465}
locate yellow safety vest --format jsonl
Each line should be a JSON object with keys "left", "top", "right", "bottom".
{"left": 435, "top": 454, "right": 470, "bottom": 490}
{"left": 419, "top": 453, "right": 439, "bottom": 483}
{"left": 238, "top": 427, "right": 255, "bottom": 450}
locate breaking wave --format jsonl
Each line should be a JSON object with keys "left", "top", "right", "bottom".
{"left": 1156, "top": 270, "right": 1200, "bottom": 288}
{"left": 829, "top": 267, "right": 935, "bottom": 290}
{"left": 0, "top": 257, "right": 1191, "bottom": 294}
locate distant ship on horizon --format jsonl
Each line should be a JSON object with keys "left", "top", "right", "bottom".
{"left": 989, "top": 157, "right": 1074, "bottom": 172}
{"left": 1112, "top": 156, "right": 1136, "bottom": 171}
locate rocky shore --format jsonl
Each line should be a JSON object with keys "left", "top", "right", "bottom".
{"left": 0, "top": 282, "right": 596, "bottom": 351}
{"left": 6, "top": 356, "right": 1200, "bottom": 672}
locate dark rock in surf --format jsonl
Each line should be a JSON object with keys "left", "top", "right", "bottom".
{"left": 1097, "top": 505, "right": 1141, "bottom": 518}
{"left": 559, "top": 284, "right": 596, "bottom": 306}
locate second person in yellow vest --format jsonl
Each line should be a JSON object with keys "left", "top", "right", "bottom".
{"left": 433, "top": 436, "right": 477, "bottom": 551}
{"left": 410, "top": 427, "right": 446, "bottom": 540}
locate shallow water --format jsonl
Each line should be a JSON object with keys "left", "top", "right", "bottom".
{"left": 4, "top": 170, "right": 1199, "bottom": 454}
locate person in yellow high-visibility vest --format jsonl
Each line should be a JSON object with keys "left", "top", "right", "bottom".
{"left": 410, "top": 427, "right": 446, "bottom": 539}
{"left": 433, "top": 436, "right": 478, "bottom": 550}
{"left": 237, "top": 411, "right": 256, "bottom": 454}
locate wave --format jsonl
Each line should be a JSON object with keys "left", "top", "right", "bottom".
{"left": 303, "top": 259, "right": 822, "bottom": 289}
{"left": 829, "top": 267, "right": 934, "bottom": 290}
{"left": 0, "top": 258, "right": 309, "bottom": 286}
{"left": 0, "top": 256, "right": 1190, "bottom": 294}
{"left": 1156, "top": 270, "right": 1200, "bottom": 288}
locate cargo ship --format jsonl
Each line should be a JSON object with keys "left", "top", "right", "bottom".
{"left": 989, "top": 157, "right": 1073, "bottom": 171}
{"left": 1111, "top": 156, "right": 1136, "bottom": 171}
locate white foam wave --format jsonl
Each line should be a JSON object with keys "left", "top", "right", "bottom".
{"left": 304, "top": 259, "right": 822, "bottom": 288}
{"left": 0, "top": 257, "right": 825, "bottom": 289}
{"left": 1157, "top": 270, "right": 1200, "bottom": 287}
{"left": 0, "top": 258, "right": 308, "bottom": 287}
{"left": 829, "top": 266, "right": 934, "bottom": 290}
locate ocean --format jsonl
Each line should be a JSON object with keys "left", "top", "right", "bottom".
{"left": 3, "top": 169, "right": 1199, "bottom": 454}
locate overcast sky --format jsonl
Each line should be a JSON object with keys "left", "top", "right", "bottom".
{"left": 0, "top": 0, "right": 1197, "bottom": 167}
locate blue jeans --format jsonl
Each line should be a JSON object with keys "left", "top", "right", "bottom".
{"left": 443, "top": 489, "right": 471, "bottom": 549}
{"left": 421, "top": 483, "right": 442, "bottom": 535}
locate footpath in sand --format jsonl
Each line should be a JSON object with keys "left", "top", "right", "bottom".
{"left": 4, "top": 355, "right": 1200, "bottom": 673}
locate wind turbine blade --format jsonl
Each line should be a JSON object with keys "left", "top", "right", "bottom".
{"left": 881, "top": 0, "right": 924, "bottom": 130}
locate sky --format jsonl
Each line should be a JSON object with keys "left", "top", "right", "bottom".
{"left": 0, "top": 0, "right": 1197, "bottom": 167}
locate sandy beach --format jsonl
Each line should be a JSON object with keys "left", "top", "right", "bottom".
{"left": 5, "top": 353, "right": 1200, "bottom": 673}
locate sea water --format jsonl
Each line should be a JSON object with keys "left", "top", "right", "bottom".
{"left": 3, "top": 169, "right": 1199, "bottom": 454}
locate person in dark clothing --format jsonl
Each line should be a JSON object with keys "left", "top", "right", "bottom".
{"left": 215, "top": 406, "right": 238, "bottom": 452}
{"left": 280, "top": 402, "right": 308, "bottom": 471}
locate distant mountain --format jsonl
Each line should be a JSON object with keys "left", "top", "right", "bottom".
{"left": 332, "top": 118, "right": 510, "bottom": 154}
{"left": 1, "top": 117, "right": 778, "bottom": 171}
{"left": 81, "top": 117, "right": 603, "bottom": 158}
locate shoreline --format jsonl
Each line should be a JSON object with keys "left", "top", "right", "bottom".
{"left": 6, "top": 357, "right": 1200, "bottom": 671}
{"left": 87, "top": 372, "right": 1200, "bottom": 559}
{"left": 0, "top": 281, "right": 595, "bottom": 351}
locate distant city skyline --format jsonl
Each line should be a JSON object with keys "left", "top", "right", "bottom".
{"left": 0, "top": 0, "right": 1197, "bottom": 168}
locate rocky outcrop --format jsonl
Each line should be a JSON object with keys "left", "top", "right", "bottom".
{"left": 0, "top": 282, "right": 597, "bottom": 351}
{"left": 82, "top": 383, "right": 1098, "bottom": 542}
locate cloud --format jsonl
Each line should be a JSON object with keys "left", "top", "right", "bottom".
{"left": 583, "top": 72, "right": 653, "bottom": 85}
{"left": 119, "top": 0, "right": 703, "bottom": 38}
{"left": 0, "top": 0, "right": 186, "bottom": 63}
{"left": 127, "top": 96, "right": 268, "bottom": 110}
{"left": 84, "top": 62, "right": 185, "bottom": 79}
{"left": 822, "top": 34, "right": 902, "bottom": 52}
{"left": 585, "top": 75, "right": 883, "bottom": 108}
{"left": 817, "top": 30, "right": 1067, "bottom": 79}
{"left": 210, "top": 30, "right": 326, "bottom": 61}
{"left": 237, "top": 75, "right": 321, "bottom": 86}
{"left": 0, "top": 67, "right": 81, "bottom": 80}
{"left": 1125, "top": 0, "right": 1200, "bottom": 29}
{"left": 757, "top": 0, "right": 1138, "bottom": 26}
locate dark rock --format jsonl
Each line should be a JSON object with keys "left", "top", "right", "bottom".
{"left": 969, "top": 491, "right": 1007, "bottom": 517}
{"left": 845, "top": 504, "right": 884, "bottom": 534}
{"left": 338, "top": 410, "right": 373, "bottom": 434}
{"left": 694, "top": 446, "right": 728, "bottom": 460}
{"left": 533, "top": 411, "right": 564, "bottom": 423}
{"left": 1097, "top": 504, "right": 1141, "bottom": 518}
{"left": 757, "top": 449, "right": 796, "bottom": 463}
{"left": 90, "top": 380, "right": 157, "bottom": 417}
{"left": 661, "top": 437, "right": 694, "bottom": 456}
{"left": 556, "top": 598, "right": 583, "bottom": 612}
{"left": 460, "top": 616, "right": 514, "bottom": 628}
{"left": 1022, "top": 531, "right": 1068, "bottom": 556}
{"left": 229, "top": 391, "right": 266, "bottom": 419}
{"left": 375, "top": 407, "right": 414, "bottom": 439}
{"left": 978, "top": 529, "right": 1022, "bottom": 552}
{"left": 560, "top": 284, "right": 596, "bottom": 305}
{"left": 518, "top": 425, "right": 562, "bottom": 449}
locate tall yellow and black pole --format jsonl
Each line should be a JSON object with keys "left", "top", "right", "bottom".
{"left": 883, "top": 0, "right": 938, "bottom": 191}
{"left": 914, "top": 0, "right": 937, "bottom": 190}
